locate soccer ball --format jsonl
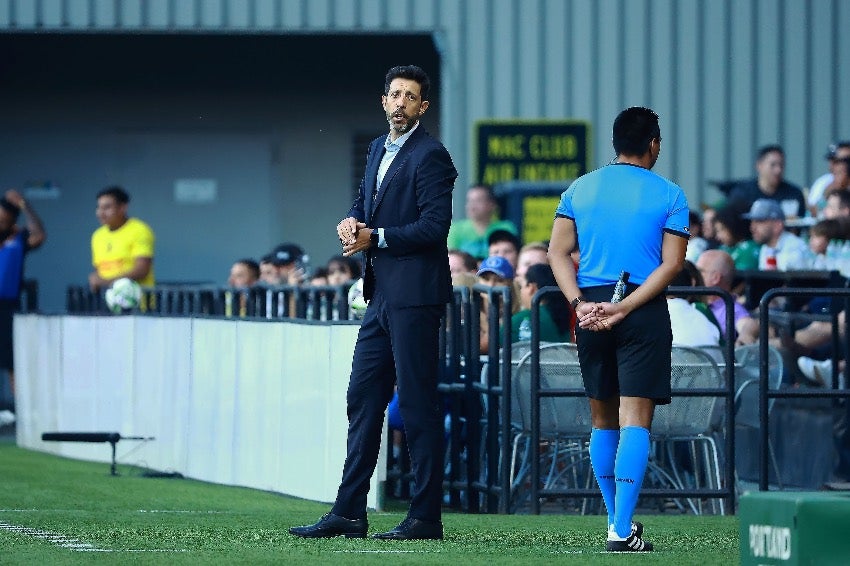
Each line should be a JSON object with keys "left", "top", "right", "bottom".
{"left": 105, "top": 278, "right": 142, "bottom": 314}
{"left": 347, "top": 278, "right": 367, "bottom": 319}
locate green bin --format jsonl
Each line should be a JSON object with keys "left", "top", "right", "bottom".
{"left": 739, "top": 491, "right": 850, "bottom": 565}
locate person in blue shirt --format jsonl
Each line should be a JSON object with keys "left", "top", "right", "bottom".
{"left": 549, "top": 107, "right": 689, "bottom": 552}
{"left": 0, "top": 190, "right": 46, "bottom": 425}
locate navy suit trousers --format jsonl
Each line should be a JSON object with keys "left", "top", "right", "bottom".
{"left": 332, "top": 288, "right": 445, "bottom": 522}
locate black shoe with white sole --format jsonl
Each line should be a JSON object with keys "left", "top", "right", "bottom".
{"left": 606, "top": 532, "right": 653, "bottom": 552}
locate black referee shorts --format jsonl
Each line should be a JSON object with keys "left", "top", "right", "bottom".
{"left": 575, "top": 284, "right": 673, "bottom": 405}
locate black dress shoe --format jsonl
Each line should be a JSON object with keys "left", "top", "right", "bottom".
{"left": 289, "top": 512, "right": 367, "bottom": 538}
{"left": 372, "top": 517, "right": 443, "bottom": 540}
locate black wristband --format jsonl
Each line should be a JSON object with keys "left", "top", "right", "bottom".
{"left": 570, "top": 296, "right": 586, "bottom": 309}
{"left": 370, "top": 229, "right": 379, "bottom": 246}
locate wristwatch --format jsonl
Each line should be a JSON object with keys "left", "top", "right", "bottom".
{"left": 570, "top": 296, "right": 586, "bottom": 309}
{"left": 370, "top": 229, "right": 379, "bottom": 246}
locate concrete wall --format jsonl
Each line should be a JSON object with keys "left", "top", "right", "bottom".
{"left": 13, "top": 313, "right": 384, "bottom": 508}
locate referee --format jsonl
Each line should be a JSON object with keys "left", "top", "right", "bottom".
{"left": 549, "top": 107, "right": 689, "bottom": 552}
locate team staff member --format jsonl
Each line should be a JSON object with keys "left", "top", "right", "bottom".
{"left": 549, "top": 107, "right": 688, "bottom": 552}
{"left": 89, "top": 186, "right": 155, "bottom": 291}
{"left": 290, "top": 65, "right": 456, "bottom": 541}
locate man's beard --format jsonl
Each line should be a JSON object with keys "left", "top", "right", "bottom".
{"left": 387, "top": 110, "right": 417, "bottom": 135}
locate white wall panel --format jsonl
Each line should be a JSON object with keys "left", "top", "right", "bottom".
{"left": 15, "top": 315, "right": 372, "bottom": 508}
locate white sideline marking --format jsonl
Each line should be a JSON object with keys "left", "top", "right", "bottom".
{"left": 0, "top": 521, "right": 188, "bottom": 553}
{"left": 137, "top": 509, "right": 229, "bottom": 514}
{"left": 334, "top": 550, "right": 429, "bottom": 554}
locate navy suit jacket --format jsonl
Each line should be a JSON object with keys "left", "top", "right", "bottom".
{"left": 347, "top": 126, "right": 457, "bottom": 308}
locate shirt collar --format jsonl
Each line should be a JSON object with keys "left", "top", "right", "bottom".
{"left": 384, "top": 121, "right": 419, "bottom": 153}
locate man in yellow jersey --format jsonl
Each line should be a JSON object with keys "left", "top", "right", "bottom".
{"left": 89, "top": 186, "right": 155, "bottom": 291}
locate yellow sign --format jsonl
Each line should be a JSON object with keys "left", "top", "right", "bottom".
{"left": 476, "top": 120, "right": 591, "bottom": 185}
{"left": 522, "top": 196, "right": 562, "bottom": 243}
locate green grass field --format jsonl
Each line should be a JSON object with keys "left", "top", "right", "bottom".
{"left": 0, "top": 438, "right": 739, "bottom": 565}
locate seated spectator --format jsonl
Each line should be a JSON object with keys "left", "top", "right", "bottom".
{"left": 515, "top": 242, "right": 549, "bottom": 288}
{"left": 447, "top": 184, "right": 518, "bottom": 260}
{"left": 743, "top": 199, "right": 812, "bottom": 270}
{"left": 685, "top": 209, "right": 710, "bottom": 262}
{"left": 476, "top": 255, "right": 516, "bottom": 353}
{"left": 510, "top": 263, "right": 572, "bottom": 343}
{"left": 808, "top": 141, "right": 850, "bottom": 217}
{"left": 822, "top": 188, "right": 850, "bottom": 220}
{"left": 448, "top": 249, "right": 478, "bottom": 276}
{"left": 666, "top": 264, "right": 721, "bottom": 348}
{"left": 259, "top": 253, "right": 282, "bottom": 286}
{"left": 727, "top": 144, "right": 806, "bottom": 219}
{"left": 713, "top": 204, "right": 761, "bottom": 270}
{"left": 309, "top": 267, "right": 330, "bottom": 286}
{"left": 228, "top": 258, "right": 259, "bottom": 288}
{"left": 326, "top": 255, "right": 361, "bottom": 287}
{"left": 695, "top": 249, "right": 757, "bottom": 345}
{"left": 701, "top": 206, "right": 719, "bottom": 248}
{"left": 270, "top": 242, "right": 308, "bottom": 286}
{"left": 487, "top": 229, "right": 521, "bottom": 269}
{"left": 821, "top": 157, "right": 850, "bottom": 200}
{"left": 808, "top": 218, "right": 848, "bottom": 269}
{"left": 477, "top": 255, "right": 514, "bottom": 287}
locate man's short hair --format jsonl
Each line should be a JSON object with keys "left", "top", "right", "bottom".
{"left": 235, "top": 258, "right": 260, "bottom": 281}
{"left": 519, "top": 241, "right": 548, "bottom": 255}
{"left": 487, "top": 229, "right": 520, "bottom": 251}
{"left": 612, "top": 106, "right": 660, "bottom": 156}
{"left": 384, "top": 65, "right": 431, "bottom": 100}
{"left": 756, "top": 144, "right": 784, "bottom": 161}
{"left": 468, "top": 184, "right": 497, "bottom": 202}
{"left": 0, "top": 198, "right": 20, "bottom": 221}
{"left": 97, "top": 185, "right": 130, "bottom": 204}
{"left": 448, "top": 249, "right": 479, "bottom": 272}
{"left": 828, "top": 188, "right": 850, "bottom": 211}
{"left": 271, "top": 243, "right": 306, "bottom": 267}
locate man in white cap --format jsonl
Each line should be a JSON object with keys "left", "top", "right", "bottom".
{"left": 744, "top": 199, "right": 812, "bottom": 271}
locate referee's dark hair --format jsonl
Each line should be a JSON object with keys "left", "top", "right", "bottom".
{"left": 96, "top": 185, "right": 130, "bottom": 205}
{"left": 612, "top": 106, "right": 661, "bottom": 157}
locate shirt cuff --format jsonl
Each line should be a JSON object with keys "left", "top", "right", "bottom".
{"left": 378, "top": 228, "right": 388, "bottom": 248}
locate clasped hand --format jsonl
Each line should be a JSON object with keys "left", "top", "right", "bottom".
{"left": 337, "top": 218, "right": 373, "bottom": 257}
{"left": 576, "top": 301, "right": 625, "bottom": 332}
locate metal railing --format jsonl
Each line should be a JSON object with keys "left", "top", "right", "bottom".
{"left": 525, "top": 286, "right": 738, "bottom": 514}
{"left": 758, "top": 287, "right": 850, "bottom": 491}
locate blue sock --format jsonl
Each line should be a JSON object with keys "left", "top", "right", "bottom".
{"left": 613, "top": 426, "right": 650, "bottom": 538}
{"left": 589, "top": 428, "right": 619, "bottom": 527}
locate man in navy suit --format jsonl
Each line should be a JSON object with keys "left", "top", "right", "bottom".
{"left": 290, "top": 65, "right": 457, "bottom": 541}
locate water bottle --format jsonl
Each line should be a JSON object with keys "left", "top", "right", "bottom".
{"left": 611, "top": 271, "right": 630, "bottom": 303}
{"left": 518, "top": 318, "right": 531, "bottom": 341}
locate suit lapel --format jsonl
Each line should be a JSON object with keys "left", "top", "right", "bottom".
{"left": 364, "top": 138, "right": 384, "bottom": 221}
{"left": 371, "top": 127, "right": 423, "bottom": 221}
